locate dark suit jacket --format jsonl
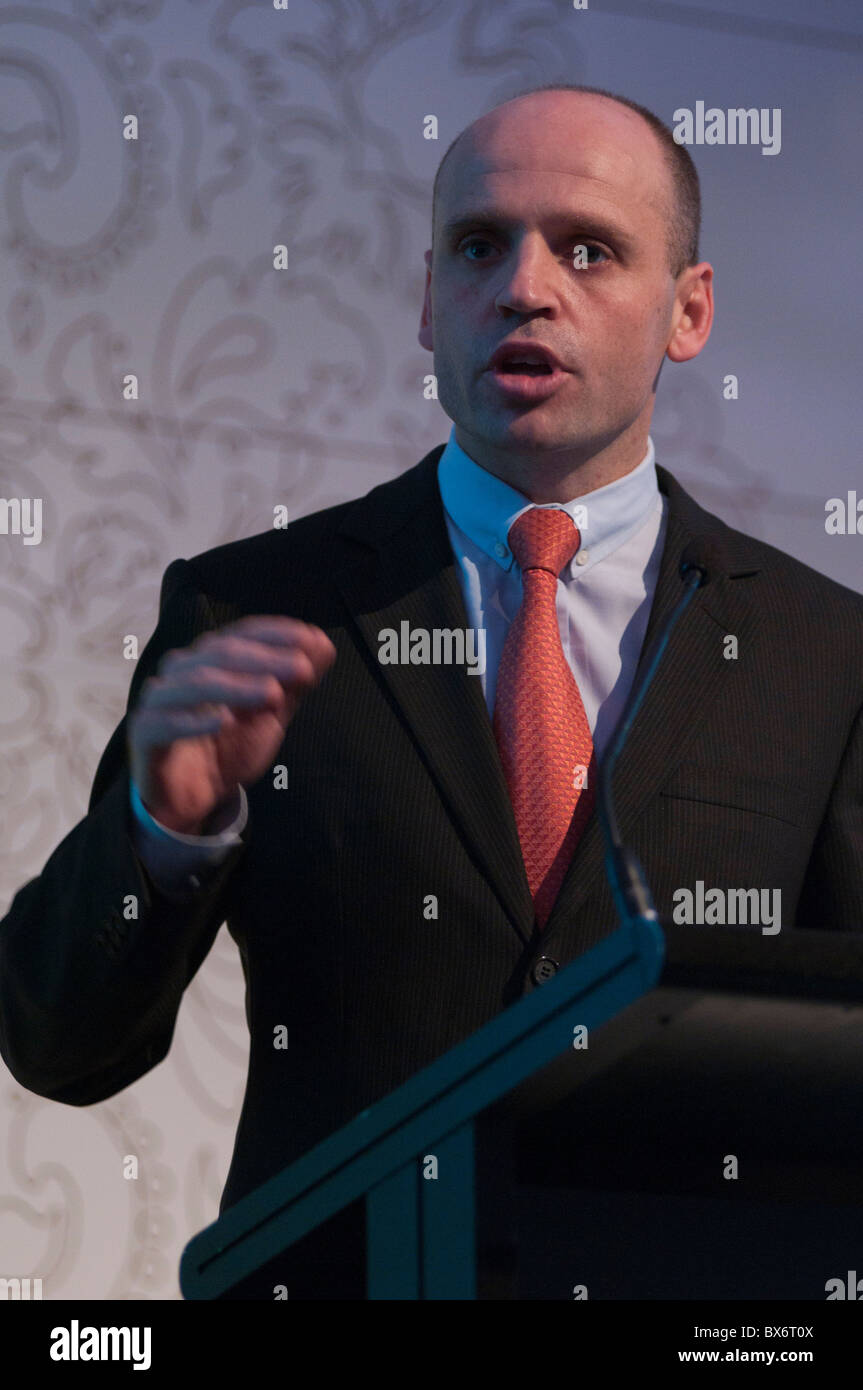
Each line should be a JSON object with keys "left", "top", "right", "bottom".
{"left": 2, "top": 445, "right": 863, "bottom": 1296}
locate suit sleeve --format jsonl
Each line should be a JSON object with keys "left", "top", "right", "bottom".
{"left": 0, "top": 558, "right": 249, "bottom": 1105}
{"left": 795, "top": 696, "right": 863, "bottom": 931}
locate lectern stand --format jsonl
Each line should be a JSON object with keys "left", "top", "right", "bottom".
{"left": 508, "top": 923, "right": 863, "bottom": 1299}
{"left": 180, "top": 923, "right": 863, "bottom": 1299}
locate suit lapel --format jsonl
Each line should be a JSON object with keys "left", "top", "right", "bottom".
{"left": 334, "top": 445, "right": 536, "bottom": 945}
{"left": 540, "top": 465, "right": 763, "bottom": 951}
{"left": 335, "top": 448, "right": 764, "bottom": 956}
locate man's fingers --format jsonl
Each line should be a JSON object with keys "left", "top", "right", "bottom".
{"left": 142, "top": 654, "right": 315, "bottom": 711}
{"left": 165, "top": 624, "right": 336, "bottom": 679}
{"left": 209, "top": 617, "right": 336, "bottom": 660}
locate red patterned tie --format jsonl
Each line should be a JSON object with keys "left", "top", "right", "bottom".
{"left": 493, "top": 507, "right": 597, "bottom": 929}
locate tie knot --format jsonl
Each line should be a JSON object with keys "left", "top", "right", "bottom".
{"left": 508, "top": 506, "right": 580, "bottom": 577}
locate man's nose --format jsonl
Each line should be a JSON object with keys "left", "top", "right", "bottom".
{"left": 494, "top": 238, "right": 559, "bottom": 315}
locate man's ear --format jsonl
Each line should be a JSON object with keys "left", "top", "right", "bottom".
{"left": 418, "top": 248, "right": 433, "bottom": 351}
{"left": 666, "top": 263, "right": 714, "bottom": 364}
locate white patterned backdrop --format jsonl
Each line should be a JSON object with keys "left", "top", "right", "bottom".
{"left": 0, "top": 0, "right": 861, "bottom": 1299}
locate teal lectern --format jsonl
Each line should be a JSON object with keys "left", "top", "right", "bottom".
{"left": 179, "top": 914, "right": 664, "bottom": 1299}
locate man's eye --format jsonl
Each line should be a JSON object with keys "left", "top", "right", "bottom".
{"left": 571, "top": 243, "right": 608, "bottom": 266}
{"left": 461, "top": 238, "right": 495, "bottom": 260}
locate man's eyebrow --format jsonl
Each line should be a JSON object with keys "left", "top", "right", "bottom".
{"left": 441, "top": 212, "right": 635, "bottom": 247}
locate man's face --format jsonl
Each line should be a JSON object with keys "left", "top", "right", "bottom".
{"left": 419, "top": 92, "right": 710, "bottom": 485}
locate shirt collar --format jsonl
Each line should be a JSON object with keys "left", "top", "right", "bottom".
{"left": 437, "top": 424, "right": 659, "bottom": 577}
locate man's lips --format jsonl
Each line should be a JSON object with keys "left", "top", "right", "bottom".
{"left": 487, "top": 342, "right": 566, "bottom": 373}
{"left": 484, "top": 343, "right": 570, "bottom": 401}
{"left": 485, "top": 367, "right": 568, "bottom": 402}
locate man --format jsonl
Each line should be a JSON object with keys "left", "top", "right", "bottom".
{"left": 1, "top": 84, "right": 862, "bottom": 1300}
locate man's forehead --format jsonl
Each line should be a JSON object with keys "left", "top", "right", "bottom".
{"left": 451, "top": 157, "right": 643, "bottom": 200}
{"left": 438, "top": 96, "right": 663, "bottom": 217}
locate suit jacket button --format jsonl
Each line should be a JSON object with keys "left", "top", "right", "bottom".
{"left": 532, "top": 956, "right": 559, "bottom": 984}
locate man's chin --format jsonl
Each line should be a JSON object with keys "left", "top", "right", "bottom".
{"left": 479, "top": 415, "right": 587, "bottom": 454}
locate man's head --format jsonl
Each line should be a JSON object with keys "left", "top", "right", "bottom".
{"left": 418, "top": 84, "right": 714, "bottom": 498}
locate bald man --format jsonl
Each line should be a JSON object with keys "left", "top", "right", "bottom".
{"left": 2, "top": 85, "right": 862, "bottom": 1301}
{"left": 421, "top": 84, "right": 712, "bottom": 499}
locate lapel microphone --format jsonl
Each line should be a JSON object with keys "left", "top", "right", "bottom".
{"left": 597, "top": 539, "right": 722, "bottom": 930}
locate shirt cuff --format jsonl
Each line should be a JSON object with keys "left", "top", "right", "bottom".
{"left": 129, "top": 778, "right": 248, "bottom": 894}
